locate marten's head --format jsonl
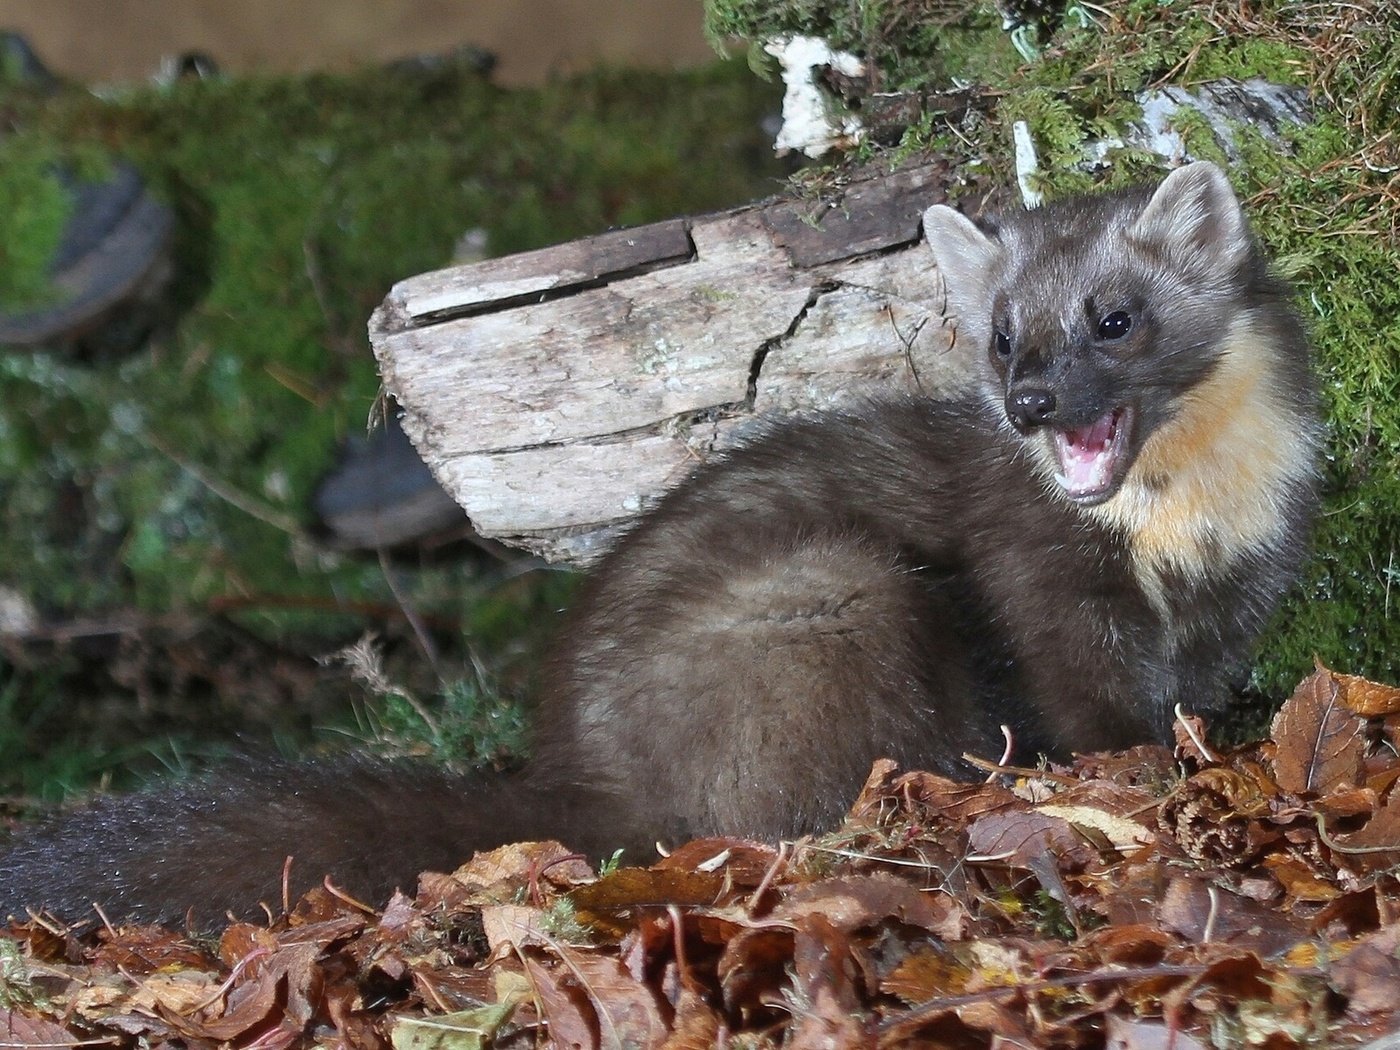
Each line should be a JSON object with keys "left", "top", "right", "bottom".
{"left": 922, "top": 162, "right": 1273, "bottom": 507}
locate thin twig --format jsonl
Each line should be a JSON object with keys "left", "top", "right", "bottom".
{"left": 145, "top": 432, "right": 304, "bottom": 537}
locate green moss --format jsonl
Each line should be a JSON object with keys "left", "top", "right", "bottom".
{"left": 374, "top": 679, "right": 528, "bottom": 769}
{"left": 706, "top": 0, "right": 1016, "bottom": 90}
{"left": 0, "top": 134, "right": 69, "bottom": 309}
{"left": 997, "top": 87, "right": 1095, "bottom": 196}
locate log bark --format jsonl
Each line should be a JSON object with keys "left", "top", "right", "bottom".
{"left": 369, "top": 159, "right": 982, "bottom": 564}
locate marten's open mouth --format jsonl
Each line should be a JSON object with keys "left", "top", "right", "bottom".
{"left": 1051, "top": 405, "right": 1133, "bottom": 504}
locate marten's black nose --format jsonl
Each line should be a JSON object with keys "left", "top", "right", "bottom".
{"left": 1006, "top": 388, "right": 1056, "bottom": 430}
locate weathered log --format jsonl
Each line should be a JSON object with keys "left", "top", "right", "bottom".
{"left": 369, "top": 160, "right": 982, "bottom": 564}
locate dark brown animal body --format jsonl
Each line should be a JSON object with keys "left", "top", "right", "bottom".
{"left": 0, "top": 163, "right": 1321, "bottom": 924}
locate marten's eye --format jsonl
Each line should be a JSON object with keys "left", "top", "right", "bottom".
{"left": 1096, "top": 311, "right": 1133, "bottom": 340}
{"left": 992, "top": 330, "right": 1012, "bottom": 359}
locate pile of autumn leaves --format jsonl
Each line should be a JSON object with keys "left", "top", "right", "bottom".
{"left": 5, "top": 664, "right": 1400, "bottom": 1048}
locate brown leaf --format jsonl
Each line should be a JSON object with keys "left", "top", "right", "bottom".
{"left": 287, "top": 884, "right": 359, "bottom": 925}
{"left": 916, "top": 892, "right": 969, "bottom": 943}
{"left": 881, "top": 946, "right": 970, "bottom": 1004}
{"left": 1084, "top": 858, "right": 1172, "bottom": 928}
{"left": 481, "top": 903, "right": 558, "bottom": 953}
{"left": 439, "top": 841, "right": 594, "bottom": 907}
{"left": 847, "top": 757, "right": 904, "bottom": 821}
{"left": 277, "top": 914, "right": 366, "bottom": 951}
{"left": 219, "top": 922, "right": 278, "bottom": 968}
{"left": 526, "top": 947, "right": 670, "bottom": 1050}
{"left": 788, "top": 913, "right": 866, "bottom": 1049}
{"left": 777, "top": 874, "right": 945, "bottom": 934}
{"left": 1034, "top": 802, "right": 1155, "bottom": 853}
{"left": 157, "top": 961, "right": 285, "bottom": 1042}
{"left": 1331, "top": 793, "right": 1400, "bottom": 875}
{"left": 1271, "top": 665, "right": 1366, "bottom": 795}
{"left": 571, "top": 868, "right": 724, "bottom": 939}
{"left": 1172, "top": 711, "right": 1215, "bottom": 764}
{"left": 572, "top": 950, "right": 671, "bottom": 1050}
{"left": 1159, "top": 767, "right": 1278, "bottom": 866}
{"left": 1105, "top": 1015, "right": 1209, "bottom": 1050}
{"left": 1048, "top": 779, "right": 1162, "bottom": 817}
{"left": 92, "top": 924, "right": 216, "bottom": 975}
{"left": 891, "top": 770, "right": 1019, "bottom": 824}
{"left": 1161, "top": 946, "right": 1272, "bottom": 1015}
{"left": 1364, "top": 761, "right": 1400, "bottom": 798}
{"left": 1157, "top": 876, "right": 1308, "bottom": 956}
{"left": 1070, "top": 744, "right": 1176, "bottom": 785}
{"left": 523, "top": 954, "right": 598, "bottom": 1050}
{"left": 1314, "top": 785, "right": 1379, "bottom": 819}
{"left": 965, "top": 810, "right": 1098, "bottom": 871}
{"left": 380, "top": 889, "right": 418, "bottom": 930}
{"left": 1262, "top": 853, "right": 1341, "bottom": 904}
{"left": 1081, "top": 924, "right": 1175, "bottom": 966}
{"left": 96, "top": 970, "right": 220, "bottom": 1022}
{"left": 1331, "top": 925, "right": 1400, "bottom": 1016}
{"left": 1332, "top": 669, "right": 1400, "bottom": 717}
{"left": 0, "top": 1007, "right": 86, "bottom": 1046}
{"left": 652, "top": 838, "right": 779, "bottom": 887}
{"left": 157, "top": 938, "right": 326, "bottom": 1043}
{"left": 659, "top": 986, "right": 721, "bottom": 1050}
{"left": 717, "top": 926, "right": 792, "bottom": 1016}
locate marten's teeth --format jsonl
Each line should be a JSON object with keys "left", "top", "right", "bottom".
{"left": 1052, "top": 407, "right": 1127, "bottom": 500}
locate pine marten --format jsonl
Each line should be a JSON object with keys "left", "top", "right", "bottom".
{"left": 0, "top": 162, "right": 1322, "bottom": 925}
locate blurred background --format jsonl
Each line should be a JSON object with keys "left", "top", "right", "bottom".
{"left": 0, "top": 2, "right": 786, "bottom": 808}
{"left": 0, "top": 0, "right": 716, "bottom": 86}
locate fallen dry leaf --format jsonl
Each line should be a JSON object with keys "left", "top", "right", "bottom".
{"left": 1035, "top": 803, "right": 1154, "bottom": 852}
{"left": 1105, "top": 1015, "right": 1209, "bottom": 1050}
{"left": 480, "top": 902, "right": 564, "bottom": 954}
{"left": 1329, "top": 925, "right": 1400, "bottom": 1017}
{"left": 1271, "top": 664, "right": 1366, "bottom": 795}
{"left": 1160, "top": 766, "right": 1280, "bottom": 865}
{"left": 777, "top": 873, "right": 945, "bottom": 933}
{"left": 0, "top": 1006, "right": 99, "bottom": 1046}
{"left": 1262, "top": 852, "right": 1341, "bottom": 904}
{"left": 966, "top": 808, "right": 1099, "bottom": 870}
{"left": 1330, "top": 792, "right": 1400, "bottom": 875}
{"left": 788, "top": 913, "right": 866, "bottom": 1048}
{"left": 438, "top": 840, "right": 594, "bottom": 907}
{"left": 1332, "top": 668, "right": 1400, "bottom": 717}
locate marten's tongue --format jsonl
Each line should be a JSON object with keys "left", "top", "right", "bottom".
{"left": 1052, "top": 407, "right": 1127, "bottom": 500}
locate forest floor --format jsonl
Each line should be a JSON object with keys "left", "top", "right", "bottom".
{"left": 5, "top": 663, "right": 1400, "bottom": 1047}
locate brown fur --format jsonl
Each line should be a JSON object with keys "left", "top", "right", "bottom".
{"left": 1086, "top": 316, "right": 1317, "bottom": 585}
{"left": 0, "top": 164, "right": 1321, "bottom": 925}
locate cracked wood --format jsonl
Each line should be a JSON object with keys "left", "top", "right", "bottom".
{"left": 369, "top": 159, "right": 979, "bottom": 564}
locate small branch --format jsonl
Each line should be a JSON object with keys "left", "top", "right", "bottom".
{"left": 377, "top": 548, "right": 445, "bottom": 683}
{"left": 145, "top": 431, "right": 305, "bottom": 537}
{"left": 963, "top": 752, "right": 1079, "bottom": 787}
{"left": 1174, "top": 703, "right": 1220, "bottom": 762}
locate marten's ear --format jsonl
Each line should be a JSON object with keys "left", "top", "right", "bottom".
{"left": 923, "top": 203, "right": 1001, "bottom": 357}
{"left": 1129, "top": 161, "right": 1251, "bottom": 276}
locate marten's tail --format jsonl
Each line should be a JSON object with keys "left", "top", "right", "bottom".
{"left": 0, "top": 757, "right": 611, "bottom": 928}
